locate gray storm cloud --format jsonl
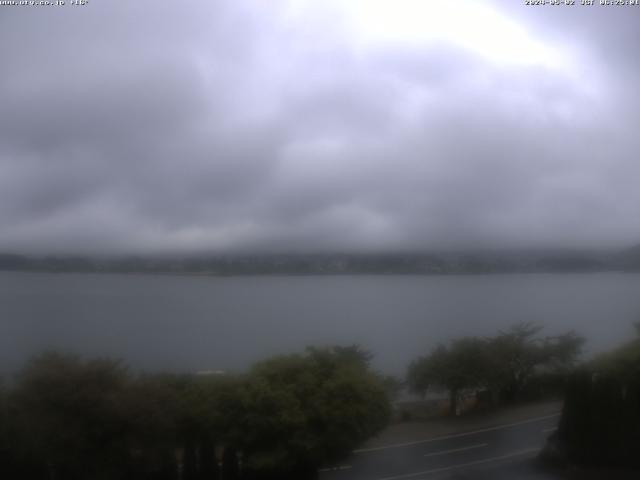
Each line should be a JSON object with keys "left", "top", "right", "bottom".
{"left": 1, "top": 0, "right": 639, "bottom": 254}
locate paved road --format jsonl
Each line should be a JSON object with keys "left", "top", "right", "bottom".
{"left": 319, "top": 413, "right": 561, "bottom": 480}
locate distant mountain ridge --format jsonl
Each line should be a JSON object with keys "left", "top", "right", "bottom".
{"left": 0, "top": 247, "right": 637, "bottom": 275}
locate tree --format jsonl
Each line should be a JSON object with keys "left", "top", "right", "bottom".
{"left": 123, "top": 372, "right": 247, "bottom": 479}
{"left": 407, "top": 337, "right": 490, "bottom": 415}
{"left": 592, "top": 324, "right": 640, "bottom": 382}
{"left": 552, "top": 328, "right": 640, "bottom": 468}
{"left": 3, "top": 347, "right": 392, "bottom": 479}
{"left": 407, "top": 323, "right": 585, "bottom": 412}
{"left": 488, "top": 323, "right": 584, "bottom": 402}
{"left": 234, "top": 346, "right": 391, "bottom": 478}
{"left": 0, "top": 378, "right": 11, "bottom": 472}
{"left": 120, "top": 374, "right": 186, "bottom": 479}
{"left": 11, "top": 352, "right": 132, "bottom": 480}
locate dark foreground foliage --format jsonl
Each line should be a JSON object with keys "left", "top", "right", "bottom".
{"left": 551, "top": 327, "right": 640, "bottom": 469}
{"left": 0, "top": 346, "right": 391, "bottom": 480}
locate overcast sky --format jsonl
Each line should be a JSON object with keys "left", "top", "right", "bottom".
{"left": 1, "top": 0, "right": 639, "bottom": 254}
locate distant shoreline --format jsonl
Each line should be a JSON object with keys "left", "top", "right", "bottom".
{"left": 1, "top": 267, "right": 638, "bottom": 278}
{"left": 1, "top": 249, "right": 639, "bottom": 276}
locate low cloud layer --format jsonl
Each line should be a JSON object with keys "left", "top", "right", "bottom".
{"left": 1, "top": 0, "right": 639, "bottom": 254}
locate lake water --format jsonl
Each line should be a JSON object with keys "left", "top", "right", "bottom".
{"left": 2, "top": 271, "right": 640, "bottom": 377}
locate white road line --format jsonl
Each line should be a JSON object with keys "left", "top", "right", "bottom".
{"left": 355, "top": 413, "right": 560, "bottom": 453}
{"left": 542, "top": 427, "right": 557, "bottom": 433}
{"left": 377, "top": 447, "right": 540, "bottom": 480}
{"left": 319, "top": 465, "right": 352, "bottom": 472}
{"left": 423, "top": 443, "right": 488, "bottom": 458}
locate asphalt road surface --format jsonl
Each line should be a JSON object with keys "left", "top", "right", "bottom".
{"left": 319, "top": 413, "right": 562, "bottom": 480}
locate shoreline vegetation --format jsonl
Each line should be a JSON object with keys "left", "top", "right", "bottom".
{"left": 2, "top": 246, "right": 640, "bottom": 276}
{"left": 405, "top": 323, "right": 584, "bottom": 418}
{"left": 0, "top": 346, "right": 391, "bottom": 480}
{"left": 2, "top": 325, "right": 638, "bottom": 478}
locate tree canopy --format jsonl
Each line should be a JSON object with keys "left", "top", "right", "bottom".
{"left": 407, "top": 323, "right": 585, "bottom": 414}
{"left": 2, "top": 346, "right": 390, "bottom": 480}
{"left": 234, "top": 346, "right": 390, "bottom": 476}
{"left": 552, "top": 324, "right": 640, "bottom": 469}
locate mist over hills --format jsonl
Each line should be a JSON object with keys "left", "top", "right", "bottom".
{"left": 1, "top": 246, "right": 639, "bottom": 275}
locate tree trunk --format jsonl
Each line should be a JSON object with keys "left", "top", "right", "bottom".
{"left": 449, "top": 388, "right": 458, "bottom": 416}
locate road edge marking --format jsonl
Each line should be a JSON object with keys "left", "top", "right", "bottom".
{"left": 319, "top": 465, "right": 352, "bottom": 472}
{"left": 377, "top": 447, "right": 540, "bottom": 480}
{"left": 355, "top": 412, "right": 560, "bottom": 453}
{"left": 423, "top": 443, "right": 488, "bottom": 458}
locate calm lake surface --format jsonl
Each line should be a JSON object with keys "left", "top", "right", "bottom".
{"left": 2, "top": 271, "right": 640, "bottom": 377}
